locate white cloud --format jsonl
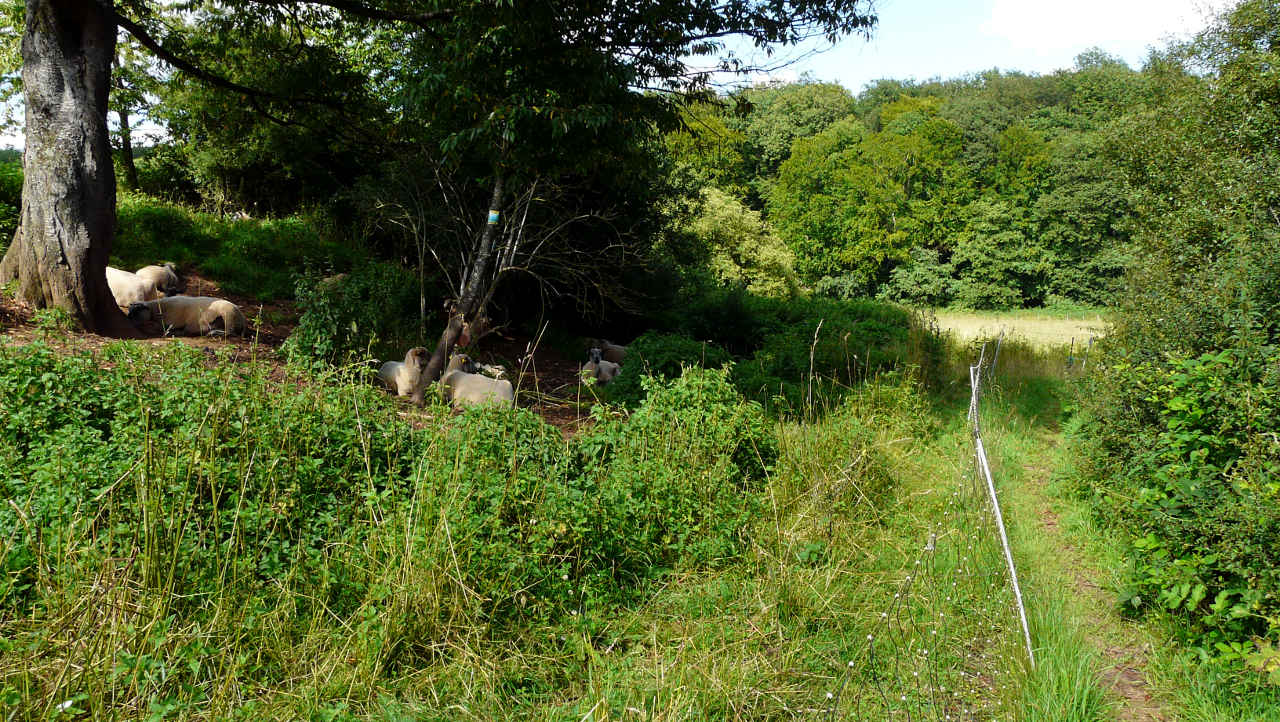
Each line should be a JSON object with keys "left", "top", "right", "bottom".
{"left": 982, "top": 0, "right": 1231, "bottom": 64}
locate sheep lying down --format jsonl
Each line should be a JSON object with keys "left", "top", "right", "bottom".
{"left": 441, "top": 354, "right": 514, "bottom": 408}
{"left": 377, "top": 347, "right": 429, "bottom": 399}
{"left": 106, "top": 266, "right": 163, "bottom": 308}
{"left": 127, "top": 296, "right": 246, "bottom": 337}
{"left": 588, "top": 338, "right": 627, "bottom": 364}
{"left": 581, "top": 347, "right": 619, "bottom": 385}
{"left": 135, "top": 263, "right": 182, "bottom": 296}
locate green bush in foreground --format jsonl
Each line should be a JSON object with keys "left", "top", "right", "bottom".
{"left": 1076, "top": 345, "right": 1280, "bottom": 655}
{"left": 0, "top": 343, "right": 773, "bottom": 716}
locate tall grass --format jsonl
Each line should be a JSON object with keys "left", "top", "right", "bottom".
{"left": 0, "top": 321, "right": 1145, "bottom": 720}
{"left": 0, "top": 342, "right": 774, "bottom": 718}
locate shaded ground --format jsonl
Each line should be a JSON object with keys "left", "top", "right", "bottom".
{"left": 0, "top": 282, "right": 600, "bottom": 436}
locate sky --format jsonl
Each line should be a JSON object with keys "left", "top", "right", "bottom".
{"left": 724, "top": 0, "right": 1232, "bottom": 93}
{"left": 1, "top": 0, "right": 1235, "bottom": 149}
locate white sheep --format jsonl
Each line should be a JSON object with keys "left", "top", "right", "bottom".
{"left": 127, "top": 296, "right": 247, "bottom": 337}
{"left": 580, "top": 347, "right": 620, "bottom": 386}
{"left": 588, "top": 338, "right": 627, "bottom": 364}
{"left": 441, "top": 353, "right": 514, "bottom": 408}
{"left": 377, "top": 347, "right": 430, "bottom": 399}
{"left": 135, "top": 263, "right": 182, "bottom": 296}
{"left": 106, "top": 266, "right": 163, "bottom": 308}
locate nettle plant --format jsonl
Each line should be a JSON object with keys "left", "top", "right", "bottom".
{"left": 1102, "top": 346, "right": 1280, "bottom": 654}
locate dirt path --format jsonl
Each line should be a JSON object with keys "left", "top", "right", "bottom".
{"left": 1020, "top": 434, "right": 1168, "bottom": 722}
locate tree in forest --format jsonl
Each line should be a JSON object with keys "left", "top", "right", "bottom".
{"left": 768, "top": 96, "right": 966, "bottom": 296}
{"left": 0, "top": 0, "right": 877, "bottom": 355}
{"left": 727, "top": 79, "right": 856, "bottom": 201}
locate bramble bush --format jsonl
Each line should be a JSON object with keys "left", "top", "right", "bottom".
{"left": 282, "top": 262, "right": 424, "bottom": 366}
{"left": 1076, "top": 343, "right": 1280, "bottom": 656}
{"left": 603, "top": 331, "right": 733, "bottom": 407}
{"left": 0, "top": 342, "right": 776, "bottom": 714}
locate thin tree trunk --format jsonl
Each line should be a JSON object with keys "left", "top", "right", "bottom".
{"left": 0, "top": 0, "right": 136, "bottom": 336}
{"left": 422, "top": 169, "right": 505, "bottom": 383}
{"left": 118, "top": 107, "right": 140, "bottom": 191}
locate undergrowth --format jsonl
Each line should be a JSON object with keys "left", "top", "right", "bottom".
{"left": 112, "top": 193, "right": 360, "bottom": 300}
{"left": 0, "top": 343, "right": 772, "bottom": 718}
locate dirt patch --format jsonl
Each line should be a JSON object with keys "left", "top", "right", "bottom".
{"left": 464, "top": 331, "right": 602, "bottom": 438}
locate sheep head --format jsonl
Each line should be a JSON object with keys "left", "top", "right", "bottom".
{"left": 127, "top": 302, "right": 152, "bottom": 322}
{"left": 405, "top": 346, "right": 430, "bottom": 371}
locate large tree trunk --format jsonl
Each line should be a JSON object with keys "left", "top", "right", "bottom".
{"left": 422, "top": 169, "right": 505, "bottom": 383}
{"left": 0, "top": 0, "right": 135, "bottom": 336}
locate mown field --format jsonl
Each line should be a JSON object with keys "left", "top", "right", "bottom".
{"left": 933, "top": 309, "right": 1110, "bottom": 350}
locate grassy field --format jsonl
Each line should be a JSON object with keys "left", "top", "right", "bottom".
{"left": 933, "top": 308, "right": 1111, "bottom": 350}
{"left": 5, "top": 308, "right": 1273, "bottom": 720}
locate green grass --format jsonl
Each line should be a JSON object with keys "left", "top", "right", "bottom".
{"left": 113, "top": 192, "right": 361, "bottom": 300}
{"left": 6, "top": 327, "right": 1264, "bottom": 720}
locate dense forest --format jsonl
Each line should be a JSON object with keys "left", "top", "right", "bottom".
{"left": 1, "top": 0, "right": 1278, "bottom": 717}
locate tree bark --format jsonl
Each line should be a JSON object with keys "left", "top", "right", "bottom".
{"left": 422, "top": 169, "right": 505, "bottom": 383}
{"left": 0, "top": 0, "right": 136, "bottom": 336}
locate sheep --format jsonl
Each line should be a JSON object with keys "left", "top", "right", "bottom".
{"left": 588, "top": 338, "right": 628, "bottom": 364}
{"left": 134, "top": 263, "right": 182, "bottom": 296}
{"left": 474, "top": 361, "right": 508, "bottom": 379}
{"left": 106, "top": 266, "right": 163, "bottom": 309}
{"left": 580, "top": 347, "right": 619, "bottom": 386}
{"left": 441, "top": 353, "right": 514, "bottom": 408}
{"left": 377, "top": 347, "right": 430, "bottom": 399}
{"left": 127, "top": 295, "right": 247, "bottom": 337}
{"left": 316, "top": 273, "right": 348, "bottom": 291}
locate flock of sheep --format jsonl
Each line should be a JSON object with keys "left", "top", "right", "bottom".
{"left": 376, "top": 338, "right": 628, "bottom": 409}
{"left": 103, "top": 262, "right": 632, "bottom": 411}
{"left": 106, "top": 263, "right": 247, "bottom": 337}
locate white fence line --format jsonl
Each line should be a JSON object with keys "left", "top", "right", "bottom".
{"left": 825, "top": 344, "right": 1036, "bottom": 719}
{"left": 970, "top": 346, "right": 1035, "bottom": 670}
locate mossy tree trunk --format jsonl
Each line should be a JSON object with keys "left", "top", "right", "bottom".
{"left": 0, "top": 0, "right": 135, "bottom": 336}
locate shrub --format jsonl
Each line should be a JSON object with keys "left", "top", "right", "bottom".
{"left": 282, "top": 262, "right": 424, "bottom": 366}
{"left": 878, "top": 246, "right": 955, "bottom": 307}
{"left": 578, "top": 367, "right": 777, "bottom": 572}
{"left": 603, "top": 331, "right": 733, "bottom": 407}
{"left": 0, "top": 342, "right": 777, "bottom": 714}
{"left": 1078, "top": 345, "right": 1280, "bottom": 652}
{"left": 134, "top": 143, "right": 201, "bottom": 204}
{"left": 0, "top": 160, "right": 21, "bottom": 249}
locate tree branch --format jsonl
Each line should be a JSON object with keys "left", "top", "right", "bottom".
{"left": 250, "top": 0, "right": 454, "bottom": 31}
{"left": 114, "top": 12, "right": 342, "bottom": 109}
